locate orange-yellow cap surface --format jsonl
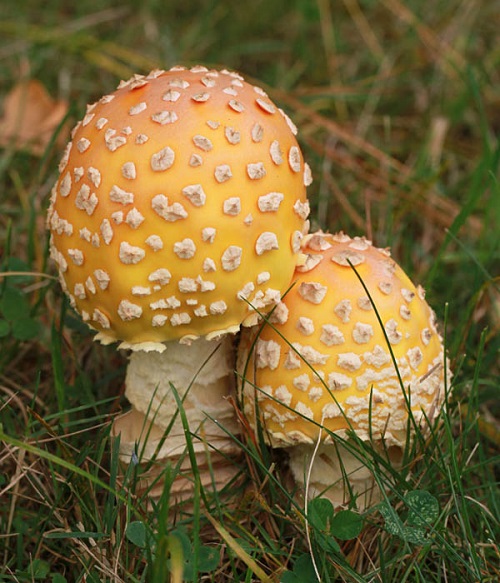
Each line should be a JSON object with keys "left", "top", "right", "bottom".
{"left": 238, "top": 232, "right": 448, "bottom": 447}
{"left": 47, "top": 66, "right": 311, "bottom": 349}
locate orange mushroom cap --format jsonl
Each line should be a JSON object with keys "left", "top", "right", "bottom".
{"left": 238, "top": 232, "right": 448, "bottom": 447}
{"left": 47, "top": 66, "right": 311, "bottom": 350}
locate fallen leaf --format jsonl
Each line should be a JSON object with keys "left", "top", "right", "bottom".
{"left": 0, "top": 79, "right": 70, "bottom": 156}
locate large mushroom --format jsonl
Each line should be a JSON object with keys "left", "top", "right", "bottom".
{"left": 238, "top": 232, "right": 449, "bottom": 508}
{"left": 47, "top": 65, "right": 311, "bottom": 497}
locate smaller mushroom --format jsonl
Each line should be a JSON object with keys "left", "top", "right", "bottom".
{"left": 238, "top": 232, "right": 450, "bottom": 508}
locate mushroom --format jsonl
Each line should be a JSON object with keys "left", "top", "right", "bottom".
{"left": 238, "top": 231, "right": 450, "bottom": 508}
{"left": 47, "top": 65, "right": 311, "bottom": 497}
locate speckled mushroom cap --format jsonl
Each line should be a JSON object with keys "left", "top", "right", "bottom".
{"left": 238, "top": 232, "right": 448, "bottom": 448}
{"left": 47, "top": 66, "right": 311, "bottom": 350}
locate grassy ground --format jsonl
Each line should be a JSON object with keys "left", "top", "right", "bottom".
{"left": 0, "top": 0, "right": 499, "bottom": 581}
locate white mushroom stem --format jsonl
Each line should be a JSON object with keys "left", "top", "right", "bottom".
{"left": 112, "top": 336, "right": 242, "bottom": 497}
{"left": 287, "top": 441, "right": 403, "bottom": 510}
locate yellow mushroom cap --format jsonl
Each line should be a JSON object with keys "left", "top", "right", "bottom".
{"left": 238, "top": 232, "right": 448, "bottom": 447}
{"left": 47, "top": 66, "right": 311, "bottom": 350}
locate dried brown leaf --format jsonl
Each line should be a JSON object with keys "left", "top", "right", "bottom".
{"left": 0, "top": 79, "right": 69, "bottom": 156}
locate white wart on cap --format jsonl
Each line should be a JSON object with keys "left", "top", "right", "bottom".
{"left": 47, "top": 66, "right": 311, "bottom": 349}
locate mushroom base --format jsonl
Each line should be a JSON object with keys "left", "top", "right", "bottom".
{"left": 287, "top": 440, "right": 403, "bottom": 510}
{"left": 112, "top": 408, "right": 242, "bottom": 505}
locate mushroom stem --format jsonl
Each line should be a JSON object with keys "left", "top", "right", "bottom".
{"left": 113, "top": 336, "right": 242, "bottom": 499}
{"left": 287, "top": 441, "right": 403, "bottom": 510}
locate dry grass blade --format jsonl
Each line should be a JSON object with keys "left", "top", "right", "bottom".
{"left": 276, "top": 91, "right": 482, "bottom": 236}
{"left": 381, "top": 0, "right": 467, "bottom": 75}
{"left": 278, "top": 89, "right": 410, "bottom": 174}
{"left": 342, "top": 0, "right": 384, "bottom": 59}
{"left": 204, "top": 511, "right": 274, "bottom": 583}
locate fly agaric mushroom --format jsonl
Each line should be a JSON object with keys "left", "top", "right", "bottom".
{"left": 238, "top": 231, "right": 449, "bottom": 508}
{"left": 47, "top": 65, "right": 311, "bottom": 495}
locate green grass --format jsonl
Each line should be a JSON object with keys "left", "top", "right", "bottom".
{"left": 0, "top": 0, "right": 498, "bottom": 581}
